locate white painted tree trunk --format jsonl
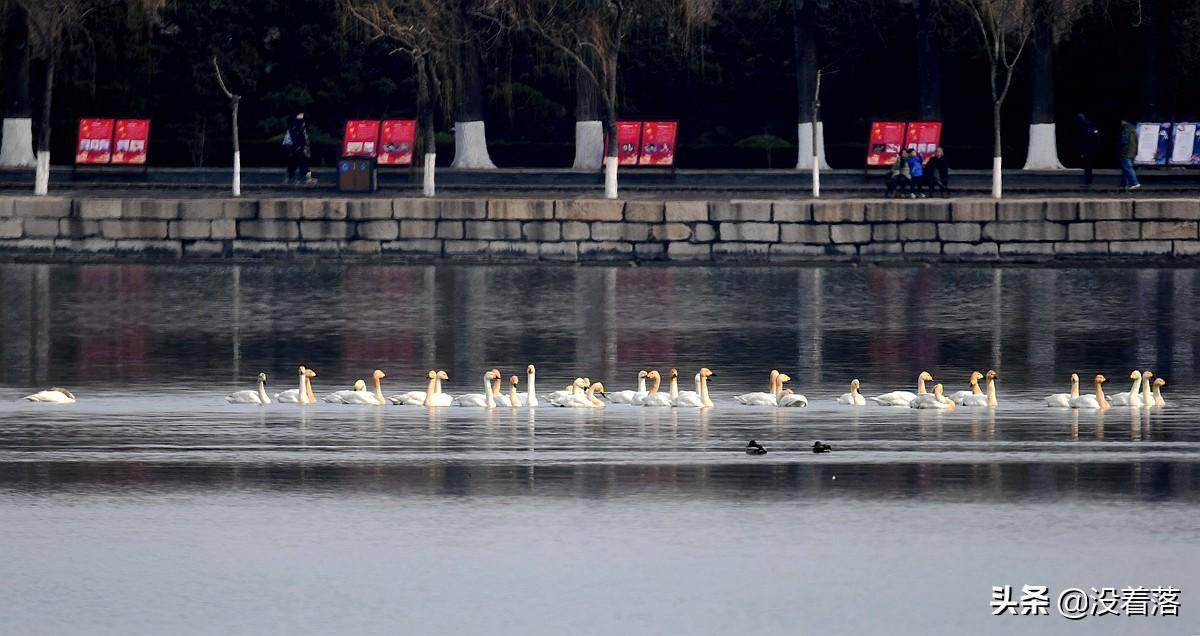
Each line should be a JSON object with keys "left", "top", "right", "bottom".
{"left": 992, "top": 156, "right": 1003, "bottom": 199}
{"left": 0, "top": 118, "right": 36, "bottom": 167}
{"left": 451, "top": 121, "right": 496, "bottom": 169}
{"left": 232, "top": 151, "right": 241, "bottom": 197}
{"left": 796, "top": 122, "right": 831, "bottom": 169}
{"left": 812, "top": 159, "right": 820, "bottom": 198}
{"left": 603, "top": 156, "right": 618, "bottom": 199}
{"left": 423, "top": 153, "right": 436, "bottom": 197}
{"left": 1022, "top": 123, "right": 1065, "bottom": 170}
{"left": 34, "top": 150, "right": 49, "bottom": 195}
{"left": 573, "top": 120, "right": 604, "bottom": 170}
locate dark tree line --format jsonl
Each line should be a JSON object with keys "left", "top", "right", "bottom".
{"left": 1, "top": 0, "right": 1198, "bottom": 192}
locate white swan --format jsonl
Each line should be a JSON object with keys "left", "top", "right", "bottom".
{"left": 641, "top": 370, "right": 674, "bottom": 407}
{"left": 552, "top": 381, "right": 606, "bottom": 408}
{"left": 611, "top": 370, "right": 648, "bottom": 404}
{"left": 1071, "top": 375, "right": 1109, "bottom": 410}
{"left": 836, "top": 379, "right": 866, "bottom": 406}
{"left": 390, "top": 371, "right": 435, "bottom": 405}
{"left": 227, "top": 373, "right": 270, "bottom": 404}
{"left": 425, "top": 370, "right": 454, "bottom": 407}
{"left": 547, "top": 378, "right": 589, "bottom": 404}
{"left": 455, "top": 369, "right": 501, "bottom": 408}
{"left": 495, "top": 375, "right": 523, "bottom": 407}
{"left": 959, "top": 370, "right": 998, "bottom": 407}
{"left": 1140, "top": 370, "right": 1154, "bottom": 408}
{"left": 735, "top": 370, "right": 780, "bottom": 406}
{"left": 525, "top": 365, "right": 539, "bottom": 407}
{"left": 339, "top": 370, "right": 386, "bottom": 405}
{"left": 948, "top": 372, "right": 984, "bottom": 403}
{"left": 871, "top": 371, "right": 932, "bottom": 407}
{"left": 777, "top": 374, "right": 808, "bottom": 407}
{"left": 1153, "top": 378, "right": 1167, "bottom": 407}
{"left": 325, "top": 379, "right": 367, "bottom": 403}
{"left": 276, "top": 366, "right": 317, "bottom": 404}
{"left": 910, "top": 383, "right": 955, "bottom": 410}
{"left": 1044, "top": 373, "right": 1080, "bottom": 407}
{"left": 668, "top": 369, "right": 680, "bottom": 401}
{"left": 1109, "top": 371, "right": 1143, "bottom": 407}
{"left": 23, "top": 387, "right": 77, "bottom": 403}
{"left": 674, "top": 368, "right": 714, "bottom": 408}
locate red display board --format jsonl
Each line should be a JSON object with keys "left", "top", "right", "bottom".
{"left": 76, "top": 119, "right": 115, "bottom": 164}
{"left": 378, "top": 120, "right": 417, "bottom": 165}
{"left": 342, "top": 120, "right": 381, "bottom": 157}
{"left": 904, "top": 121, "right": 942, "bottom": 160}
{"left": 866, "top": 121, "right": 907, "bottom": 166}
{"left": 638, "top": 121, "right": 678, "bottom": 166}
{"left": 111, "top": 119, "right": 151, "bottom": 165}
{"left": 615, "top": 121, "right": 642, "bottom": 166}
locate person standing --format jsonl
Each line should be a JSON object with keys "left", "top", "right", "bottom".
{"left": 1119, "top": 120, "right": 1141, "bottom": 191}
{"left": 924, "top": 147, "right": 950, "bottom": 197}
{"left": 907, "top": 148, "right": 926, "bottom": 197}
{"left": 1076, "top": 113, "right": 1100, "bottom": 187}
{"left": 283, "top": 112, "right": 315, "bottom": 185}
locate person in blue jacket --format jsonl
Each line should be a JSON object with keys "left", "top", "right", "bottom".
{"left": 906, "top": 148, "right": 926, "bottom": 198}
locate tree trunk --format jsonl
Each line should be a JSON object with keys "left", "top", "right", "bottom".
{"left": 602, "top": 100, "right": 618, "bottom": 200}
{"left": 34, "top": 53, "right": 55, "bottom": 196}
{"left": 230, "top": 97, "right": 241, "bottom": 196}
{"left": 992, "top": 102, "right": 1003, "bottom": 199}
{"left": 451, "top": 2, "right": 495, "bottom": 169}
{"left": 1, "top": 2, "right": 35, "bottom": 167}
{"left": 793, "top": 0, "right": 829, "bottom": 169}
{"left": 1023, "top": 1, "right": 1064, "bottom": 170}
{"left": 1139, "top": 0, "right": 1163, "bottom": 121}
{"left": 915, "top": 0, "right": 942, "bottom": 121}
{"left": 572, "top": 50, "right": 603, "bottom": 170}
{"left": 417, "top": 57, "right": 437, "bottom": 197}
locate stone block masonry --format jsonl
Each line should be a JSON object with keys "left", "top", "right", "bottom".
{"left": 0, "top": 195, "right": 1197, "bottom": 263}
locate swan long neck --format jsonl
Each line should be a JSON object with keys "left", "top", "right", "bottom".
{"left": 1153, "top": 383, "right": 1165, "bottom": 407}
{"left": 700, "top": 375, "right": 713, "bottom": 408}
{"left": 670, "top": 376, "right": 679, "bottom": 400}
{"left": 492, "top": 376, "right": 501, "bottom": 398}
{"left": 257, "top": 378, "right": 269, "bottom": 404}
{"left": 434, "top": 376, "right": 443, "bottom": 395}
{"left": 971, "top": 378, "right": 982, "bottom": 395}
{"left": 986, "top": 378, "right": 997, "bottom": 407}
{"left": 509, "top": 383, "right": 518, "bottom": 404}
{"left": 1095, "top": 379, "right": 1109, "bottom": 409}
{"left": 527, "top": 371, "right": 538, "bottom": 406}
{"left": 917, "top": 375, "right": 928, "bottom": 395}
{"left": 771, "top": 374, "right": 780, "bottom": 399}
{"left": 305, "top": 375, "right": 316, "bottom": 404}
{"left": 636, "top": 374, "right": 646, "bottom": 393}
{"left": 373, "top": 376, "right": 384, "bottom": 404}
{"left": 587, "top": 384, "right": 603, "bottom": 407}
{"left": 1129, "top": 377, "right": 1141, "bottom": 401}
{"left": 484, "top": 374, "right": 495, "bottom": 409}
{"left": 1141, "top": 374, "right": 1153, "bottom": 404}
{"left": 423, "top": 376, "right": 437, "bottom": 407}
{"left": 649, "top": 375, "right": 661, "bottom": 395}
{"left": 1070, "top": 377, "right": 1079, "bottom": 399}
{"left": 297, "top": 371, "right": 310, "bottom": 404}
{"left": 851, "top": 383, "right": 860, "bottom": 399}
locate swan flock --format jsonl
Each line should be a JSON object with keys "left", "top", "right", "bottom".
{"left": 22, "top": 366, "right": 1171, "bottom": 411}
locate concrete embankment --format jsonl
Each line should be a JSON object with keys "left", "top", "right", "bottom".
{"left": 0, "top": 195, "right": 1197, "bottom": 263}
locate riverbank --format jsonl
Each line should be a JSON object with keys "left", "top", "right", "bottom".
{"left": 0, "top": 195, "right": 1197, "bottom": 263}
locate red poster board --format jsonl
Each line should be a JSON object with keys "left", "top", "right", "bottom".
{"left": 638, "top": 121, "right": 678, "bottom": 166}
{"left": 342, "top": 120, "right": 381, "bottom": 157}
{"left": 904, "top": 122, "right": 942, "bottom": 160}
{"left": 76, "top": 119, "right": 114, "bottom": 164}
{"left": 378, "top": 120, "right": 416, "bottom": 165}
{"left": 866, "top": 121, "right": 907, "bottom": 167}
{"left": 111, "top": 119, "right": 151, "bottom": 165}
{"left": 615, "top": 121, "right": 642, "bottom": 166}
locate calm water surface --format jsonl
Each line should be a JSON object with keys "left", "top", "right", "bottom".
{"left": 1, "top": 264, "right": 1198, "bottom": 635}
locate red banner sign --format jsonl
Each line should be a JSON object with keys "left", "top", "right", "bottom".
{"left": 866, "top": 121, "right": 907, "bottom": 166}
{"left": 342, "top": 120, "right": 381, "bottom": 157}
{"left": 111, "top": 119, "right": 151, "bottom": 165}
{"left": 76, "top": 119, "right": 115, "bottom": 164}
{"left": 638, "top": 121, "right": 678, "bottom": 166}
{"left": 378, "top": 120, "right": 417, "bottom": 165}
{"left": 904, "top": 122, "right": 942, "bottom": 160}
{"left": 614, "top": 121, "right": 642, "bottom": 165}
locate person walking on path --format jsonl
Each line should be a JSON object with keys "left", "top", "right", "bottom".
{"left": 1077, "top": 113, "right": 1100, "bottom": 187}
{"left": 1119, "top": 120, "right": 1141, "bottom": 191}
{"left": 924, "top": 147, "right": 950, "bottom": 197}
{"left": 283, "top": 112, "right": 315, "bottom": 185}
{"left": 886, "top": 149, "right": 912, "bottom": 198}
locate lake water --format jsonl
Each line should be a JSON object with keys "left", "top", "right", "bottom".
{"left": 1, "top": 264, "right": 1197, "bottom": 635}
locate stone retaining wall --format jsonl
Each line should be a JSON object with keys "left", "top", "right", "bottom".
{"left": 0, "top": 196, "right": 1198, "bottom": 262}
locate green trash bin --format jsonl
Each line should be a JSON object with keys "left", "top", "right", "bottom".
{"left": 338, "top": 157, "right": 377, "bottom": 193}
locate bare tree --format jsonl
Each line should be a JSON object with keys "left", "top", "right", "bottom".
{"left": 1021, "top": 0, "right": 1086, "bottom": 170}
{"left": 1, "top": 2, "right": 36, "bottom": 167}
{"left": 341, "top": 0, "right": 456, "bottom": 196}
{"left": 495, "top": 0, "right": 713, "bottom": 199}
{"left": 954, "top": 0, "right": 1035, "bottom": 198}
{"left": 212, "top": 56, "right": 242, "bottom": 196}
